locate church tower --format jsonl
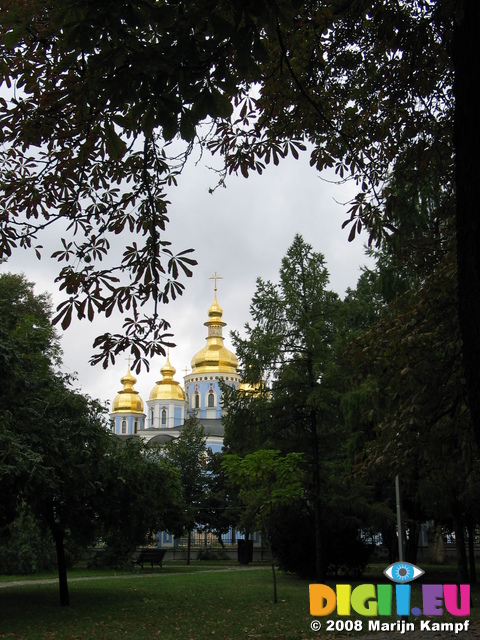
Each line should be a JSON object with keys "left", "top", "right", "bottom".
{"left": 110, "top": 363, "right": 145, "bottom": 435}
{"left": 184, "top": 273, "right": 240, "bottom": 419}
{"left": 147, "top": 354, "right": 186, "bottom": 429}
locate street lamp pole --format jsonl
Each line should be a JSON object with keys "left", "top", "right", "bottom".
{"left": 395, "top": 474, "right": 405, "bottom": 562}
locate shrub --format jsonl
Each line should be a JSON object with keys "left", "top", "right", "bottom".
{"left": 269, "top": 503, "right": 373, "bottom": 579}
{"left": 197, "top": 545, "right": 230, "bottom": 561}
{"left": 0, "top": 505, "right": 84, "bottom": 574}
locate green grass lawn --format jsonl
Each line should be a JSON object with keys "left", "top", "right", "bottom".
{"left": 1, "top": 566, "right": 314, "bottom": 639}
{"left": 0, "top": 562, "right": 477, "bottom": 639}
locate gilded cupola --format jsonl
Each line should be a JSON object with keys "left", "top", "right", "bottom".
{"left": 190, "top": 291, "right": 239, "bottom": 375}
{"left": 112, "top": 365, "right": 145, "bottom": 414}
{"left": 149, "top": 355, "right": 185, "bottom": 401}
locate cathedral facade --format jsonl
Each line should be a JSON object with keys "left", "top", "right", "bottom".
{"left": 110, "top": 288, "right": 240, "bottom": 452}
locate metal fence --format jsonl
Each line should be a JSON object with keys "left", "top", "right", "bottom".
{"left": 176, "top": 531, "right": 238, "bottom": 548}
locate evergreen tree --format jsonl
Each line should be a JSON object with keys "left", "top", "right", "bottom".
{"left": 225, "top": 235, "right": 348, "bottom": 580}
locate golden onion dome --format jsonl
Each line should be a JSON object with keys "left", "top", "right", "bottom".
{"left": 237, "top": 381, "right": 260, "bottom": 394}
{"left": 190, "top": 292, "right": 238, "bottom": 374}
{"left": 112, "top": 365, "right": 144, "bottom": 413}
{"left": 237, "top": 380, "right": 269, "bottom": 398}
{"left": 149, "top": 355, "right": 185, "bottom": 401}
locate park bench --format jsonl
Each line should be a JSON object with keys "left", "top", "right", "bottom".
{"left": 131, "top": 548, "right": 166, "bottom": 569}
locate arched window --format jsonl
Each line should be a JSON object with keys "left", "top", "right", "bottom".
{"left": 121, "top": 419, "right": 127, "bottom": 434}
{"left": 150, "top": 408, "right": 154, "bottom": 428}
{"left": 134, "top": 420, "right": 138, "bottom": 434}
{"left": 194, "top": 393, "right": 200, "bottom": 409}
{"left": 161, "top": 408, "right": 167, "bottom": 425}
{"left": 208, "top": 392, "right": 215, "bottom": 408}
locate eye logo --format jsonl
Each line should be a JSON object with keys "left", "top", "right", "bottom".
{"left": 383, "top": 562, "right": 424, "bottom": 583}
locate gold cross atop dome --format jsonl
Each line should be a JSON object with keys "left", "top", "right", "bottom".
{"left": 209, "top": 270, "right": 223, "bottom": 292}
{"left": 189, "top": 270, "right": 238, "bottom": 375}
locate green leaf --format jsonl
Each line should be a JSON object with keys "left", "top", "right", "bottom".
{"left": 104, "top": 122, "right": 127, "bottom": 160}
{"left": 210, "top": 89, "right": 234, "bottom": 119}
{"left": 3, "top": 28, "right": 24, "bottom": 49}
{"left": 180, "top": 111, "right": 196, "bottom": 142}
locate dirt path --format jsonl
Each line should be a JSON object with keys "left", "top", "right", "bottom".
{"left": 0, "top": 565, "right": 265, "bottom": 589}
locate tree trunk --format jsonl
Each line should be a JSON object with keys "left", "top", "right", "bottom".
{"left": 45, "top": 501, "right": 70, "bottom": 606}
{"left": 271, "top": 556, "right": 278, "bottom": 604}
{"left": 309, "top": 404, "right": 324, "bottom": 581}
{"left": 262, "top": 523, "right": 277, "bottom": 604}
{"left": 187, "top": 528, "right": 192, "bottom": 565}
{"left": 454, "top": 1, "right": 480, "bottom": 447}
{"left": 313, "top": 501, "right": 324, "bottom": 581}
{"left": 454, "top": 512, "right": 469, "bottom": 584}
{"left": 53, "top": 528, "right": 70, "bottom": 606}
{"left": 467, "top": 520, "right": 477, "bottom": 584}
{"left": 405, "top": 522, "right": 420, "bottom": 565}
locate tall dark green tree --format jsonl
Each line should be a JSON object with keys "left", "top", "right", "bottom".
{"left": 0, "top": 272, "right": 109, "bottom": 603}
{"left": 346, "top": 248, "right": 477, "bottom": 581}
{"left": 25, "top": 381, "right": 115, "bottom": 605}
{"left": 1, "top": 271, "right": 60, "bottom": 531}
{"left": 225, "top": 235, "right": 344, "bottom": 580}
{"left": 337, "top": 146, "right": 477, "bottom": 578}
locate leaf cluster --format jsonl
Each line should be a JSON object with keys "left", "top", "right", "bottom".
{"left": 211, "top": 0, "right": 454, "bottom": 247}
{"left": 345, "top": 244, "right": 480, "bottom": 529}
{"left": 0, "top": 0, "right": 272, "bottom": 368}
{"left": 1, "top": 0, "right": 458, "bottom": 375}
{"left": 222, "top": 449, "right": 305, "bottom": 532}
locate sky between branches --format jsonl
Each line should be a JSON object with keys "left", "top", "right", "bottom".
{"left": 1, "top": 143, "right": 372, "bottom": 410}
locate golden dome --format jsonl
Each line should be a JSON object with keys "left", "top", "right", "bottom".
{"left": 237, "top": 380, "right": 269, "bottom": 399}
{"left": 112, "top": 365, "right": 144, "bottom": 413}
{"left": 190, "top": 292, "right": 238, "bottom": 374}
{"left": 237, "top": 381, "right": 261, "bottom": 394}
{"left": 149, "top": 355, "right": 185, "bottom": 401}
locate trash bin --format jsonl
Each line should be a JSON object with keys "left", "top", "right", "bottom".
{"left": 237, "top": 539, "right": 254, "bottom": 564}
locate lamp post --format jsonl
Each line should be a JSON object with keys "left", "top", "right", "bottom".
{"left": 395, "top": 474, "right": 406, "bottom": 562}
{"left": 395, "top": 474, "right": 410, "bottom": 621}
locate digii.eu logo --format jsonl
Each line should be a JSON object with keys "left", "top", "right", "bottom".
{"left": 309, "top": 561, "right": 470, "bottom": 634}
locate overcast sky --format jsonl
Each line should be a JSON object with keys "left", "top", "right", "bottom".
{"left": 1, "top": 144, "right": 373, "bottom": 412}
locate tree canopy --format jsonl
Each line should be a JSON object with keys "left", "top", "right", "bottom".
{"left": 0, "top": 271, "right": 182, "bottom": 604}
{"left": 0, "top": 0, "right": 269, "bottom": 369}
{"left": 222, "top": 449, "right": 304, "bottom": 602}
